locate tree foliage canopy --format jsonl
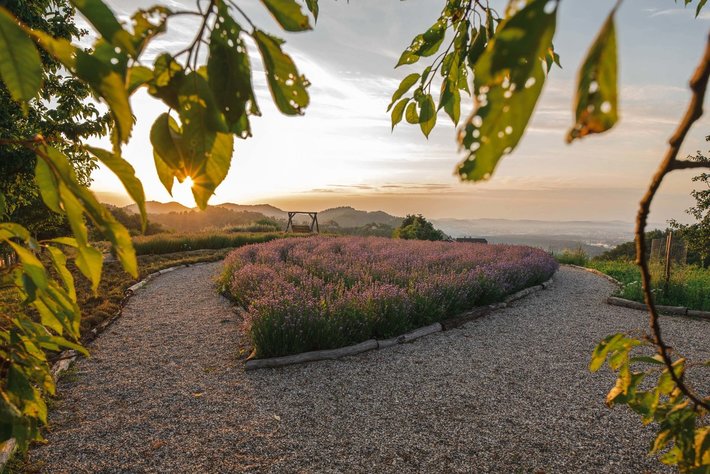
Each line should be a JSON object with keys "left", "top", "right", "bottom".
{"left": 393, "top": 214, "right": 447, "bottom": 241}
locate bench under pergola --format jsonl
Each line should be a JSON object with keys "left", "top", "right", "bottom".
{"left": 285, "top": 211, "right": 319, "bottom": 233}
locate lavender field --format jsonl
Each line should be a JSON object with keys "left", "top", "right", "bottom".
{"left": 220, "top": 237, "right": 558, "bottom": 358}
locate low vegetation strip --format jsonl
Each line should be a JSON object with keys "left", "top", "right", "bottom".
{"left": 131, "top": 232, "right": 284, "bottom": 255}
{"left": 219, "top": 236, "right": 558, "bottom": 358}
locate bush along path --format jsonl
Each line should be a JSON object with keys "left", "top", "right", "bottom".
{"left": 21, "top": 264, "right": 709, "bottom": 473}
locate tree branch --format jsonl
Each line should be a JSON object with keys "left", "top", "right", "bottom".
{"left": 635, "top": 31, "right": 710, "bottom": 411}
{"left": 670, "top": 159, "right": 710, "bottom": 170}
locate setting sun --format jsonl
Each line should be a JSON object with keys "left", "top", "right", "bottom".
{"left": 171, "top": 176, "right": 196, "bottom": 208}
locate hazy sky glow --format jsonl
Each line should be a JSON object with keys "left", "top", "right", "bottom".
{"left": 89, "top": 0, "right": 710, "bottom": 222}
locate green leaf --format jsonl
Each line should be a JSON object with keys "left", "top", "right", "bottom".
{"left": 467, "top": 27, "right": 487, "bottom": 69}
{"left": 305, "top": 0, "right": 319, "bottom": 21}
{"left": 178, "top": 71, "right": 227, "bottom": 176}
{"left": 457, "top": 0, "right": 557, "bottom": 181}
{"left": 439, "top": 80, "right": 461, "bottom": 125}
{"left": 6, "top": 242, "right": 47, "bottom": 290}
{"left": 70, "top": 0, "right": 135, "bottom": 56}
{"left": 75, "top": 245, "right": 103, "bottom": 292}
{"left": 396, "top": 18, "right": 447, "bottom": 68}
{"left": 38, "top": 145, "right": 137, "bottom": 277}
{"left": 87, "top": 146, "right": 147, "bottom": 232}
{"left": 57, "top": 181, "right": 89, "bottom": 247}
{"left": 129, "top": 6, "right": 171, "bottom": 56}
{"left": 153, "top": 152, "right": 176, "bottom": 196}
{"left": 75, "top": 52, "right": 133, "bottom": 146}
{"left": 148, "top": 54, "right": 184, "bottom": 109}
{"left": 419, "top": 94, "right": 437, "bottom": 138}
{"left": 630, "top": 355, "right": 665, "bottom": 365}
{"left": 697, "top": 0, "right": 709, "bottom": 16}
{"left": 405, "top": 102, "right": 419, "bottom": 124}
{"left": 396, "top": 35, "right": 424, "bottom": 67}
{"left": 0, "top": 223, "right": 30, "bottom": 241}
{"left": 590, "top": 333, "right": 623, "bottom": 372}
{"left": 208, "top": 7, "right": 260, "bottom": 137}
{"left": 45, "top": 237, "right": 78, "bottom": 248}
{"left": 190, "top": 132, "right": 234, "bottom": 210}
{"left": 391, "top": 98, "right": 408, "bottom": 130}
{"left": 260, "top": 0, "right": 312, "bottom": 32}
{"left": 0, "top": 7, "right": 42, "bottom": 110}
{"left": 34, "top": 159, "right": 61, "bottom": 214}
{"left": 254, "top": 30, "right": 310, "bottom": 115}
{"left": 45, "top": 246, "right": 76, "bottom": 301}
{"left": 150, "top": 113, "right": 186, "bottom": 172}
{"left": 126, "top": 65, "right": 152, "bottom": 95}
{"left": 28, "top": 29, "right": 133, "bottom": 145}
{"left": 388, "top": 73, "right": 420, "bottom": 112}
{"left": 567, "top": 7, "right": 618, "bottom": 143}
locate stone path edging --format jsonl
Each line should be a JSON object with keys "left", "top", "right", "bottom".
{"left": 606, "top": 296, "right": 710, "bottom": 320}
{"left": 244, "top": 277, "right": 554, "bottom": 371}
{"left": 0, "top": 262, "right": 212, "bottom": 470}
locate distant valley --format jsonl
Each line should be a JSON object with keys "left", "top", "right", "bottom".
{"left": 118, "top": 201, "right": 654, "bottom": 256}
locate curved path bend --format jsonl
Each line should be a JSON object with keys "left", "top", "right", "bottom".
{"left": 26, "top": 264, "right": 709, "bottom": 473}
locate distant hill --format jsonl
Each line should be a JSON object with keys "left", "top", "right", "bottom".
{"left": 145, "top": 207, "right": 268, "bottom": 232}
{"left": 215, "top": 203, "right": 287, "bottom": 220}
{"left": 123, "top": 200, "right": 191, "bottom": 215}
{"left": 318, "top": 206, "right": 402, "bottom": 228}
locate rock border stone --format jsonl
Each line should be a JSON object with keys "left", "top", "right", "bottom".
{"left": 244, "top": 277, "right": 554, "bottom": 371}
{"left": 606, "top": 296, "right": 710, "bottom": 320}
{"left": 0, "top": 262, "right": 212, "bottom": 470}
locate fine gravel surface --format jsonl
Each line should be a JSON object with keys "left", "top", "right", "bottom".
{"left": 26, "top": 263, "right": 709, "bottom": 473}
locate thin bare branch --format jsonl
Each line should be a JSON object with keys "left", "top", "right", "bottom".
{"left": 635, "top": 31, "right": 710, "bottom": 412}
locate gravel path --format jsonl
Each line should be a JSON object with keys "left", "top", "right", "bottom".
{"left": 26, "top": 263, "right": 708, "bottom": 473}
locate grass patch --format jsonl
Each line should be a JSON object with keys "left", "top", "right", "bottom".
{"left": 555, "top": 247, "right": 589, "bottom": 266}
{"left": 131, "top": 232, "right": 285, "bottom": 256}
{"left": 220, "top": 236, "right": 558, "bottom": 358}
{"left": 588, "top": 260, "right": 710, "bottom": 311}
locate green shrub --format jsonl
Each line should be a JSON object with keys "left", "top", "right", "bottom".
{"left": 555, "top": 247, "right": 589, "bottom": 266}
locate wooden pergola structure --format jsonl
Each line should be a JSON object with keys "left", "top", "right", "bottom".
{"left": 285, "top": 211, "right": 319, "bottom": 233}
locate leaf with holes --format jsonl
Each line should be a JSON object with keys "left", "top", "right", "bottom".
{"left": 148, "top": 54, "right": 184, "bottom": 109}
{"left": 70, "top": 0, "right": 135, "bottom": 55}
{"left": 178, "top": 71, "right": 227, "bottom": 178}
{"left": 0, "top": 7, "right": 42, "bottom": 111}
{"left": 28, "top": 29, "right": 133, "bottom": 145}
{"left": 567, "top": 8, "right": 618, "bottom": 143}
{"left": 208, "top": 6, "right": 260, "bottom": 137}
{"left": 254, "top": 30, "right": 309, "bottom": 115}
{"left": 396, "top": 18, "right": 447, "bottom": 67}
{"left": 457, "top": 0, "right": 557, "bottom": 181}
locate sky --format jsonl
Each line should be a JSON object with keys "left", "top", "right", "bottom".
{"left": 88, "top": 0, "right": 710, "bottom": 223}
